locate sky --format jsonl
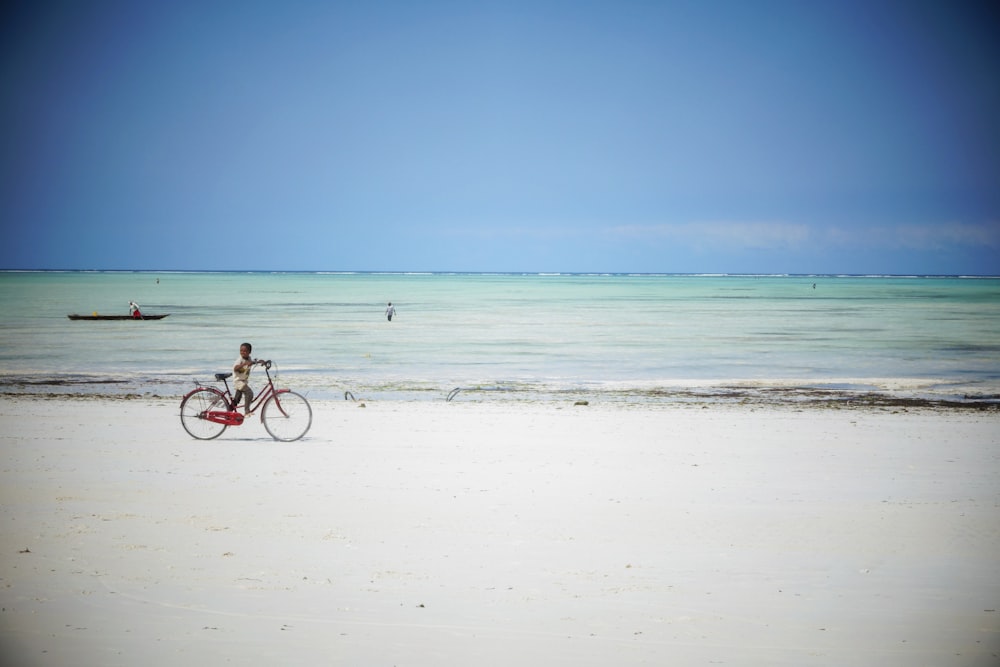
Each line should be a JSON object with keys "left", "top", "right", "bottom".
{"left": 1, "top": 0, "right": 998, "bottom": 274}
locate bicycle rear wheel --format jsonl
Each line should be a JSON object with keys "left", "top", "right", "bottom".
{"left": 262, "top": 391, "right": 312, "bottom": 441}
{"left": 180, "top": 387, "right": 229, "bottom": 440}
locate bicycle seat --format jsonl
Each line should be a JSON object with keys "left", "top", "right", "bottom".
{"left": 215, "top": 372, "right": 233, "bottom": 381}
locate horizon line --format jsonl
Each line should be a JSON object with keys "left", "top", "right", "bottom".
{"left": 2, "top": 269, "right": 998, "bottom": 279}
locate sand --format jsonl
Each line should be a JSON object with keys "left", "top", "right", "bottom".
{"left": 1, "top": 396, "right": 998, "bottom": 666}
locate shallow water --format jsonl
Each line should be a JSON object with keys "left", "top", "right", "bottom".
{"left": 1, "top": 271, "right": 998, "bottom": 404}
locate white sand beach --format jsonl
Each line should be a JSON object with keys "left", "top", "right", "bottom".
{"left": 1, "top": 397, "right": 998, "bottom": 666}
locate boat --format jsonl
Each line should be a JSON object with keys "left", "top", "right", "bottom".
{"left": 68, "top": 314, "right": 170, "bottom": 320}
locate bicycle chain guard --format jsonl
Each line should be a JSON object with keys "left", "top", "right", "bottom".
{"left": 206, "top": 410, "right": 245, "bottom": 425}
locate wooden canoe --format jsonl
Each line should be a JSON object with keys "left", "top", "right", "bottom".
{"left": 67, "top": 314, "right": 170, "bottom": 320}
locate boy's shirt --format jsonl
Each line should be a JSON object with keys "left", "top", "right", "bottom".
{"left": 234, "top": 358, "right": 251, "bottom": 389}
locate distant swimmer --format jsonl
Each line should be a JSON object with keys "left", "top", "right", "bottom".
{"left": 385, "top": 302, "right": 396, "bottom": 322}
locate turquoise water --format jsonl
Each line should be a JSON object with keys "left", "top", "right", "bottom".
{"left": 1, "top": 271, "right": 998, "bottom": 404}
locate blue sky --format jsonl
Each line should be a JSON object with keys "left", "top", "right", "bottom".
{"left": 1, "top": 0, "right": 998, "bottom": 274}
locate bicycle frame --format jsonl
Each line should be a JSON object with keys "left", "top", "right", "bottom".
{"left": 203, "top": 361, "right": 290, "bottom": 426}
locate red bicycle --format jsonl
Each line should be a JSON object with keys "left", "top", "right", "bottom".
{"left": 179, "top": 360, "right": 312, "bottom": 441}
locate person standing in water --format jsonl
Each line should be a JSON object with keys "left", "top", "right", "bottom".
{"left": 385, "top": 302, "right": 396, "bottom": 322}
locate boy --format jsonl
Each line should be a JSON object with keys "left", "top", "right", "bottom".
{"left": 231, "top": 342, "right": 256, "bottom": 413}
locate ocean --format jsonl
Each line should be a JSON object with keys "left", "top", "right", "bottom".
{"left": 1, "top": 271, "right": 998, "bottom": 406}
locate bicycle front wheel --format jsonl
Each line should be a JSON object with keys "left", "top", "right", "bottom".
{"left": 180, "top": 387, "right": 229, "bottom": 440}
{"left": 262, "top": 391, "right": 312, "bottom": 441}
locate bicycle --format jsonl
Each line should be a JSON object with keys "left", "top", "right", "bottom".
{"left": 179, "top": 360, "right": 312, "bottom": 441}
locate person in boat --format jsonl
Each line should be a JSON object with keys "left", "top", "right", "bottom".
{"left": 129, "top": 301, "right": 143, "bottom": 319}
{"left": 231, "top": 342, "right": 257, "bottom": 414}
